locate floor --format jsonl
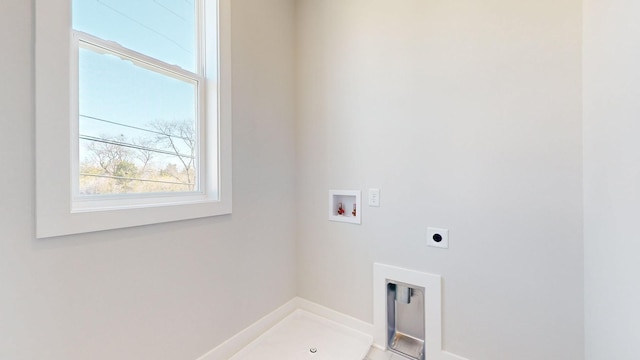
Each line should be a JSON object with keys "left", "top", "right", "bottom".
{"left": 227, "top": 308, "right": 410, "bottom": 360}
{"left": 229, "top": 310, "right": 372, "bottom": 360}
{"left": 364, "top": 346, "right": 411, "bottom": 360}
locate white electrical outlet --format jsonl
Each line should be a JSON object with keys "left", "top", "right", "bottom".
{"left": 427, "top": 227, "right": 449, "bottom": 249}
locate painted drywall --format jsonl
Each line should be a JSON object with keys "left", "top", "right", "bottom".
{"left": 583, "top": 1, "right": 640, "bottom": 359}
{"left": 0, "top": 0, "right": 296, "bottom": 359}
{"left": 295, "top": 1, "right": 584, "bottom": 359}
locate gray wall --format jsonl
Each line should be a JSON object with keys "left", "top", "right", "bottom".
{"left": 583, "top": 0, "right": 640, "bottom": 359}
{"left": 0, "top": 0, "right": 296, "bottom": 359}
{"left": 295, "top": 1, "right": 584, "bottom": 359}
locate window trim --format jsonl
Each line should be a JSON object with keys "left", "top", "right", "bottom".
{"left": 35, "top": 0, "right": 232, "bottom": 238}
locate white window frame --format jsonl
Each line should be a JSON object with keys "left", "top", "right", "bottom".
{"left": 35, "top": 0, "right": 232, "bottom": 238}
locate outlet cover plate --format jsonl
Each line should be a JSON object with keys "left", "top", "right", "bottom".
{"left": 427, "top": 227, "right": 449, "bottom": 249}
{"left": 368, "top": 188, "right": 380, "bottom": 207}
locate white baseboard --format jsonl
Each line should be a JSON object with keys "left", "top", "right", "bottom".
{"left": 443, "top": 351, "right": 471, "bottom": 360}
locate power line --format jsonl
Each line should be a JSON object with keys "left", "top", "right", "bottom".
{"left": 152, "top": 0, "right": 188, "bottom": 22}
{"left": 95, "top": 0, "right": 192, "bottom": 55}
{"left": 80, "top": 114, "right": 192, "bottom": 142}
{"left": 80, "top": 173, "right": 194, "bottom": 186}
{"left": 80, "top": 134, "right": 195, "bottom": 159}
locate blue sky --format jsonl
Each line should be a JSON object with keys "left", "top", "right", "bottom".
{"left": 74, "top": 0, "right": 196, "bottom": 70}
{"left": 74, "top": 0, "right": 197, "bottom": 163}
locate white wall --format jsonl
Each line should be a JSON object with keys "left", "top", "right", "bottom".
{"left": 0, "top": 0, "right": 296, "bottom": 359}
{"left": 295, "top": 1, "right": 584, "bottom": 359}
{"left": 583, "top": 1, "right": 640, "bottom": 359}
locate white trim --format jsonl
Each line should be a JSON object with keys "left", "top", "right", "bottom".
{"left": 213, "top": 0, "right": 233, "bottom": 213}
{"left": 373, "top": 263, "right": 469, "bottom": 360}
{"left": 442, "top": 351, "right": 471, "bottom": 360}
{"left": 73, "top": 31, "right": 205, "bottom": 81}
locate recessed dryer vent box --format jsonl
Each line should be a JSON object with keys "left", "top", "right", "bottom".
{"left": 329, "top": 190, "right": 361, "bottom": 224}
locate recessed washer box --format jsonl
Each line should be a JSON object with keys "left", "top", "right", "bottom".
{"left": 329, "top": 190, "right": 361, "bottom": 224}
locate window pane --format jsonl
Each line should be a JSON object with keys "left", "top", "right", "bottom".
{"left": 73, "top": 0, "right": 197, "bottom": 72}
{"left": 78, "top": 44, "right": 199, "bottom": 195}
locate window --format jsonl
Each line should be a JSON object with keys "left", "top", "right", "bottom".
{"left": 73, "top": 1, "right": 201, "bottom": 198}
{"left": 35, "top": 0, "right": 232, "bottom": 238}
